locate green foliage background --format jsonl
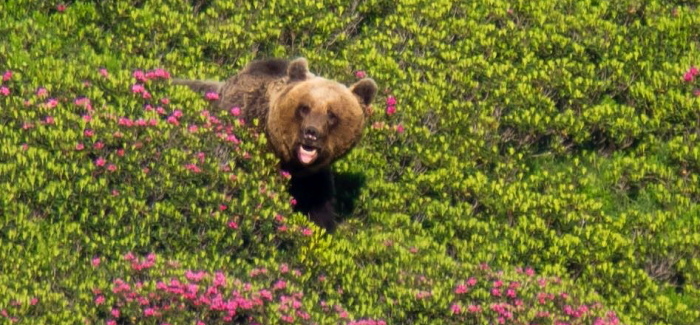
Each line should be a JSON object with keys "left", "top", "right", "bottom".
{"left": 1, "top": 0, "right": 699, "bottom": 324}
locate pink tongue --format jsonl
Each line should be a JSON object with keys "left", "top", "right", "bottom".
{"left": 298, "top": 147, "right": 318, "bottom": 164}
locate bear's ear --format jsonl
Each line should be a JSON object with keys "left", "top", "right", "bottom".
{"left": 287, "top": 58, "right": 310, "bottom": 82}
{"left": 350, "top": 78, "right": 378, "bottom": 107}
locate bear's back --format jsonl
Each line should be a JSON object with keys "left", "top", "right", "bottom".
{"left": 218, "top": 59, "right": 291, "bottom": 124}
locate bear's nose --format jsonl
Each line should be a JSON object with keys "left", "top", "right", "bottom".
{"left": 303, "top": 126, "right": 319, "bottom": 140}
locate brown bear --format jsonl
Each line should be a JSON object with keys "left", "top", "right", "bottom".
{"left": 173, "top": 58, "right": 377, "bottom": 231}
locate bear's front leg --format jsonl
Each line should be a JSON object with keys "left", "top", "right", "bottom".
{"left": 288, "top": 167, "right": 336, "bottom": 232}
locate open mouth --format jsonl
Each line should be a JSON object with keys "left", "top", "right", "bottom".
{"left": 297, "top": 144, "right": 318, "bottom": 165}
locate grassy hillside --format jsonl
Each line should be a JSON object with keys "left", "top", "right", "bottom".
{"left": 1, "top": 0, "right": 699, "bottom": 324}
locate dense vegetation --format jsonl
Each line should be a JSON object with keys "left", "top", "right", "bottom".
{"left": 1, "top": 0, "right": 699, "bottom": 324}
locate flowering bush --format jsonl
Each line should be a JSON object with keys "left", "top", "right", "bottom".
{"left": 2, "top": 0, "right": 700, "bottom": 324}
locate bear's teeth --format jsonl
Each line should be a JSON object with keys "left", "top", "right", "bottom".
{"left": 298, "top": 146, "right": 318, "bottom": 164}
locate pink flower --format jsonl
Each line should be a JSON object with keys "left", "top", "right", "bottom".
{"left": 185, "top": 270, "right": 206, "bottom": 282}
{"left": 118, "top": 117, "right": 133, "bottom": 127}
{"left": 36, "top": 87, "right": 48, "bottom": 98}
{"left": 30, "top": 297, "right": 38, "bottom": 305}
{"left": 93, "top": 141, "right": 104, "bottom": 150}
{"left": 694, "top": 89, "right": 700, "bottom": 97}
{"left": 301, "top": 228, "right": 313, "bottom": 236}
{"left": 94, "top": 295, "right": 105, "bottom": 305}
{"left": 75, "top": 97, "right": 92, "bottom": 109}
{"left": 91, "top": 257, "right": 101, "bottom": 267}
{"left": 213, "top": 272, "right": 226, "bottom": 287}
{"left": 205, "top": 92, "right": 219, "bottom": 101}
{"left": 82, "top": 115, "right": 92, "bottom": 123}
{"left": 218, "top": 203, "right": 227, "bottom": 210}
{"left": 273, "top": 280, "right": 287, "bottom": 290}
{"left": 107, "top": 321, "right": 116, "bottom": 325}
{"left": 226, "top": 134, "right": 240, "bottom": 143}
{"left": 690, "top": 66, "right": 699, "bottom": 76}
{"left": 536, "top": 311, "right": 552, "bottom": 319}
{"left": 167, "top": 115, "right": 179, "bottom": 125}
{"left": 95, "top": 157, "right": 106, "bottom": 167}
{"left": 76, "top": 143, "right": 85, "bottom": 151}
{"left": 684, "top": 72, "right": 694, "bottom": 82}
{"left": 395, "top": 124, "right": 405, "bottom": 133}
{"left": 56, "top": 4, "right": 66, "bottom": 12}
{"left": 160, "top": 97, "right": 170, "bottom": 105}
{"left": 2, "top": 70, "right": 12, "bottom": 81}
{"left": 110, "top": 308, "right": 120, "bottom": 318}
{"left": 117, "top": 149, "right": 125, "bottom": 157}
{"left": 466, "top": 277, "right": 477, "bottom": 286}
{"left": 188, "top": 124, "right": 199, "bottom": 133}
{"left": 45, "top": 98, "right": 59, "bottom": 108}
{"left": 172, "top": 109, "right": 183, "bottom": 118}
{"left": 1, "top": 86, "right": 10, "bottom": 96}
{"left": 230, "top": 107, "right": 241, "bottom": 116}
{"left": 22, "top": 122, "right": 33, "bottom": 130}
{"left": 143, "top": 308, "right": 155, "bottom": 317}
{"left": 386, "top": 106, "right": 396, "bottom": 115}
{"left": 450, "top": 303, "right": 461, "bottom": 314}
{"left": 131, "top": 84, "right": 145, "bottom": 93}
{"left": 153, "top": 68, "right": 171, "bottom": 79}
{"left": 454, "top": 284, "right": 468, "bottom": 294}
{"left": 280, "top": 263, "right": 289, "bottom": 273}
{"left": 44, "top": 116, "right": 55, "bottom": 124}
{"left": 290, "top": 198, "right": 297, "bottom": 206}
{"left": 185, "top": 163, "right": 201, "bottom": 173}
{"left": 355, "top": 70, "right": 367, "bottom": 78}
{"left": 133, "top": 70, "right": 146, "bottom": 82}
{"left": 99, "top": 68, "right": 109, "bottom": 78}
{"left": 491, "top": 288, "right": 501, "bottom": 297}
{"left": 228, "top": 221, "right": 238, "bottom": 229}
{"left": 107, "top": 164, "right": 117, "bottom": 172}
{"left": 386, "top": 95, "right": 397, "bottom": 106}
{"left": 525, "top": 267, "right": 535, "bottom": 276}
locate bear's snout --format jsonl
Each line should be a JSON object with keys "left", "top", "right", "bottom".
{"left": 303, "top": 126, "right": 320, "bottom": 141}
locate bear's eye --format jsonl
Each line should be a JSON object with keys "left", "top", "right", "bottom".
{"left": 297, "top": 105, "right": 310, "bottom": 117}
{"left": 327, "top": 111, "right": 338, "bottom": 126}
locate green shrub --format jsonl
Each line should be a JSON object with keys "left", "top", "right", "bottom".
{"left": 1, "top": 0, "right": 700, "bottom": 324}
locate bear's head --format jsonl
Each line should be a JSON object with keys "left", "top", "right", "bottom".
{"left": 267, "top": 58, "right": 377, "bottom": 175}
